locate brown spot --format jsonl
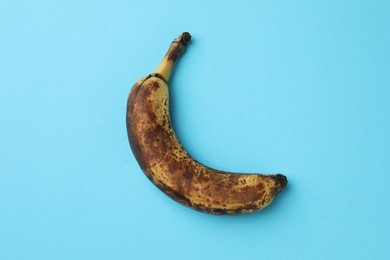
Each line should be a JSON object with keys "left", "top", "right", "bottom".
{"left": 167, "top": 161, "right": 179, "bottom": 173}
{"left": 197, "top": 174, "right": 210, "bottom": 184}
{"left": 147, "top": 112, "right": 157, "bottom": 122}
{"left": 143, "top": 130, "right": 155, "bottom": 144}
{"left": 149, "top": 81, "right": 160, "bottom": 91}
{"left": 183, "top": 172, "right": 192, "bottom": 179}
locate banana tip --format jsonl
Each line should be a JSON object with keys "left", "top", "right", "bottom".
{"left": 273, "top": 174, "right": 288, "bottom": 194}
{"left": 179, "top": 32, "right": 191, "bottom": 45}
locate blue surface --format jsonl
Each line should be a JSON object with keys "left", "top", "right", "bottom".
{"left": 1, "top": 0, "right": 389, "bottom": 259}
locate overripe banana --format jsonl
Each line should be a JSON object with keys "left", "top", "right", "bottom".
{"left": 126, "top": 32, "right": 287, "bottom": 215}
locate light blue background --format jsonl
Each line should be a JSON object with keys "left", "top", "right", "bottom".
{"left": 1, "top": 0, "right": 389, "bottom": 259}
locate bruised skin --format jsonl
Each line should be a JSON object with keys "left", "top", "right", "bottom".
{"left": 126, "top": 32, "right": 287, "bottom": 215}
{"left": 126, "top": 76, "right": 287, "bottom": 215}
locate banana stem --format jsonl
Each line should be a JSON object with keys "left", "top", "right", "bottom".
{"left": 153, "top": 32, "right": 191, "bottom": 82}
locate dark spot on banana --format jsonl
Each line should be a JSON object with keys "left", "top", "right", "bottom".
{"left": 183, "top": 172, "right": 193, "bottom": 179}
{"left": 149, "top": 81, "right": 160, "bottom": 91}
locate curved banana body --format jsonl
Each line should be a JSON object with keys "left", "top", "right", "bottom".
{"left": 126, "top": 33, "right": 287, "bottom": 215}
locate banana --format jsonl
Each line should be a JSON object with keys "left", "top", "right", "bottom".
{"left": 126, "top": 32, "right": 287, "bottom": 215}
